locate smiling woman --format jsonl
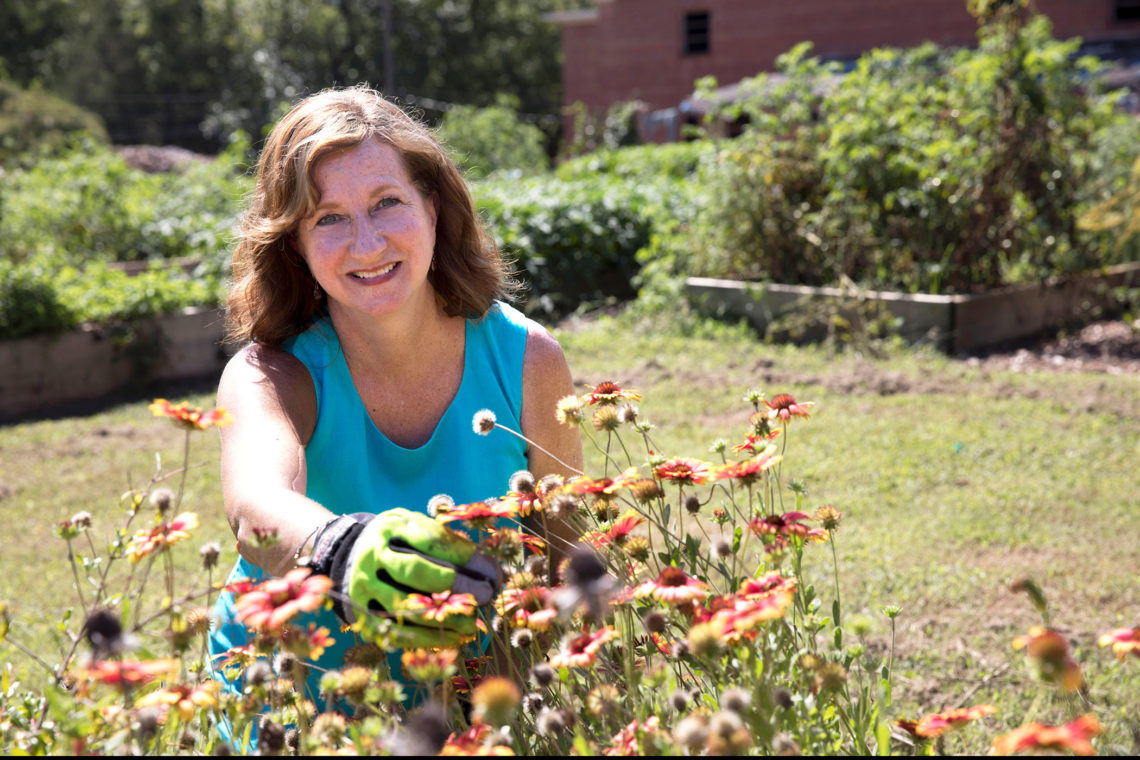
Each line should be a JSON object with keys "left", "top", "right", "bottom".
{"left": 209, "top": 86, "right": 583, "bottom": 738}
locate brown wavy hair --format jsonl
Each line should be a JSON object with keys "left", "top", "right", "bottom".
{"left": 226, "top": 85, "right": 515, "bottom": 346}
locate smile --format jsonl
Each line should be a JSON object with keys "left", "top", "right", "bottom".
{"left": 349, "top": 262, "right": 398, "bottom": 280}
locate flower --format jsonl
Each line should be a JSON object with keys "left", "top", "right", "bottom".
{"left": 635, "top": 567, "right": 710, "bottom": 606}
{"left": 435, "top": 500, "right": 518, "bottom": 528}
{"left": 654, "top": 458, "right": 712, "bottom": 485}
{"left": 233, "top": 567, "right": 332, "bottom": 633}
{"left": 988, "top": 714, "right": 1101, "bottom": 756}
{"left": 548, "top": 626, "right": 618, "bottom": 669}
{"left": 1098, "top": 626, "right": 1140, "bottom": 660}
{"left": 499, "top": 489, "right": 543, "bottom": 519}
{"left": 495, "top": 586, "right": 558, "bottom": 631}
{"left": 749, "top": 511, "right": 828, "bottom": 543}
{"left": 135, "top": 681, "right": 220, "bottom": 722}
{"left": 125, "top": 512, "right": 200, "bottom": 562}
{"left": 896, "top": 704, "right": 997, "bottom": 739}
{"left": 555, "top": 394, "right": 585, "bottom": 426}
{"left": 401, "top": 591, "right": 478, "bottom": 622}
{"left": 473, "top": 409, "right": 497, "bottom": 435}
{"left": 731, "top": 429, "right": 781, "bottom": 454}
{"left": 763, "top": 393, "right": 814, "bottom": 423}
{"left": 1011, "top": 626, "right": 1085, "bottom": 692}
{"left": 401, "top": 648, "right": 459, "bottom": 682}
{"left": 814, "top": 505, "right": 842, "bottom": 531}
{"left": 281, "top": 622, "right": 335, "bottom": 660}
{"left": 149, "top": 399, "right": 233, "bottom": 430}
{"left": 605, "top": 715, "right": 662, "bottom": 756}
{"left": 712, "top": 446, "right": 782, "bottom": 485}
{"left": 564, "top": 467, "right": 641, "bottom": 496}
{"left": 471, "top": 676, "right": 521, "bottom": 726}
{"left": 76, "top": 658, "right": 179, "bottom": 691}
{"left": 582, "top": 511, "right": 645, "bottom": 549}
{"left": 584, "top": 381, "right": 642, "bottom": 406}
{"left": 440, "top": 722, "right": 514, "bottom": 756}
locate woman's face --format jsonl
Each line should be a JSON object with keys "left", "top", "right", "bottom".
{"left": 294, "top": 138, "right": 438, "bottom": 323}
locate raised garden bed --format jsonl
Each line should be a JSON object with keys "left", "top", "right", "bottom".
{"left": 686, "top": 261, "right": 1140, "bottom": 353}
{"left": 0, "top": 307, "right": 232, "bottom": 421}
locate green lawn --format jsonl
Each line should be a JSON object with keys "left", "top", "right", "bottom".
{"left": 2, "top": 313, "right": 1138, "bottom": 753}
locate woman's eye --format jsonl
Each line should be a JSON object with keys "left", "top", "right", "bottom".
{"left": 315, "top": 214, "right": 342, "bottom": 227}
{"left": 375, "top": 197, "right": 400, "bottom": 211}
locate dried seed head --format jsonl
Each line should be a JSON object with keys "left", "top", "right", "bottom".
{"left": 773, "top": 733, "right": 802, "bottom": 756}
{"left": 618, "top": 403, "right": 639, "bottom": 424}
{"left": 629, "top": 478, "right": 663, "bottom": 503}
{"left": 83, "top": 607, "right": 126, "bottom": 657}
{"left": 687, "top": 621, "right": 723, "bottom": 658}
{"left": 509, "top": 470, "right": 536, "bottom": 494}
{"left": 814, "top": 505, "right": 842, "bottom": 531}
{"left": 536, "top": 707, "right": 565, "bottom": 736}
{"left": 136, "top": 706, "right": 162, "bottom": 740}
{"left": 473, "top": 409, "right": 497, "bottom": 436}
{"left": 510, "top": 628, "right": 534, "bottom": 649}
{"left": 185, "top": 607, "right": 212, "bottom": 635}
{"left": 394, "top": 704, "right": 450, "bottom": 756}
{"left": 642, "top": 610, "right": 667, "bottom": 634}
{"left": 149, "top": 488, "right": 175, "bottom": 515}
{"left": 815, "top": 662, "right": 848, "bottom": 693}
{"left": 522, "top": 691, "right": 545, "bottom": 714}
{"left": 506, "top": 571, "right": 539, "bottom": 590}
{"left": 338, "top": 666, "right": 373, "bottom": 703}
{"left": 525, "top": 554, "right": 548, "bottom": 578}
{"left": 713, "top": 536, "right": 733, "bottom": 558}
{"left": 472, "top": 677, "right": 521, "bottom": 727}
{"left": 258, "top": 718, "right": 286, "bottom": 753}
{"left": 669, "top": 688, "right": 692, "bottom": 712}
{"left": 721, "top": 687, "right": 751, "bottom": 714}
{"left": 537, "top": 473, "right": 565, "bottom": 496}
{"left": 529, "top": 663, "right": 555, "bottom": 689}
{"left": 71, "top": 511, "right": 93, "bottom": 529}
{"left": 549, "top": 492, "right": 579, "bottom": 517}
{"left": 426, "top": 493, "right": 455, "bottom": 517}
{"left": 565, "top": 547, "right": 608, "bottom": 589}
{"left": 199, "top": 541, "right": 221, "bottom": 570}
{"left": 555, "top": 395, "right": 585, "bottom": 426}
{"left": 244, "top": 659, "right": 272, "bottom": 686}
{"left": 684, "top": 494, "right": 702, "bottom": 514}
{"left": 774, "top": 688, "right": 794, "bottom": 710}
{"left": 312, "top": 713, "right": 347, "bottom": 745}
{"left": 673, "top": 714, "right": 709, "bottom": 751}
{"left": 343, "top": 643, "right": 386, "bottom": 669}
{"left": 587, "top": 684, "right": 621, "bottom": 716}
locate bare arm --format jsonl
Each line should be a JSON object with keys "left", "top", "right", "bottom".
{"left": 520, "top": 322, "right": 584, "bottom": 571}
{"left": 217, "top": 344, "right": 335, "bottom": 577}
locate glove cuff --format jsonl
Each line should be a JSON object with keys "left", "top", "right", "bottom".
{"left": 308, "top": 513, "right": 373, "bottom": 623}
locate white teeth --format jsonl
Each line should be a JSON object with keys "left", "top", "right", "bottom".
{"left": 349, "top": 262, "right": 396, "bottom": 279}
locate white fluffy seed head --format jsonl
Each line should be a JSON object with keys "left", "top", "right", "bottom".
{"left": 473, "top": 409, "right": 497, "bottom": 435}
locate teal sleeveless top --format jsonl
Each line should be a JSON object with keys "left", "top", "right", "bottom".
{"left": 208, "top": 301, "right": 530, "bottom": 715}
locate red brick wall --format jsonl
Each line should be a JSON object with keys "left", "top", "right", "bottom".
{"left": 560, "top": 0, "right": 1140, "bottom": 128}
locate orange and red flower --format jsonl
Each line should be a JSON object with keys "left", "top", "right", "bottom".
{"left": 233, "top": 567, "right": 332, "bottom": 633}
{"left": 748, "top": 511, "right": 828, "bottom": 543}
{"left": 401, "top": 591, "right": 478, "bottom": 622}
{"left": 605, "top": 715, "right": 662, "bottom": 756}
{"left": 896, "top": 704, "right": 997, "bottom": 739}
{"left": 654, "top": 458, "right": 712, "bottom": 486}
{"left": 1011, "top": 626, "right": 1085, "bottom": 692}
{"left": 584, "top": 381, "right": 642, "bottom": 406}
{"left": 440, "top": 722, "right": 514, "bottom": 756}
{"left": 732, "top": 429, "right": 781, "bottom": 454}
{"left": 564, "top": 467, "right": 641, "bottom": 497}
{"left": 1098, "top": 626, "right": 1140, "bottom": 660}
{"left": 548, "top": 626, "right": 618, "bottom": 669}
{"left": 713, "top": 446, "right": 782, "bottom": 485}
{"left": 75, "top": 658, "right": 178, "bottom": 690}
{"left": 763, "top": 394, "right": 814, "bottom": 423}
{"left": 434, "top": 500, "right": 519, "bottom": 528}
{"left": 635, "top": 567, "right": 710, "bottom": 606}
{"left": 135, "top": 681, "right": 220, "bottom": 722}
{"left": 401, "top": 648, "right": 459, "bottom": 682}
{"left": 495, "top": 586, "right": 558, "bottom": 632}
{"left": 281, "top": 622, "right": 336, "bottom": 660}
{"left": 125, "top": 512, "right": 200, "bottom": 563}
{"left": 988, "top": 714, "right": 1101, "bottom": 756}
{"left": 583, "top": 511, "right": 645, "bottom": 549}
{"left": 149, "top": 399, "right": 233, "bottom": 431}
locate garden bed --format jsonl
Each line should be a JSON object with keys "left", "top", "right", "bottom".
{"left": 685, "top": 261, "right": 1140, "bottom": 353}
{"left": 0, "top": 307, "right": 231, "bottom": 421}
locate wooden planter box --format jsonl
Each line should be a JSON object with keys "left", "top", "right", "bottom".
{"left": 0, "top": 307, "right": 233, "bottom": 421}
{"left": 685, "top": 261, "right": 1140, "bottom": 353}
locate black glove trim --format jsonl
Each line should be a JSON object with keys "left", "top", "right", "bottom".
{"left": 308, "top": 512, "right": 373, "bottom": 623}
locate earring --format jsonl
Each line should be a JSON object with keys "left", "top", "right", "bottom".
{"left": 313, "top": 282, "right": 323, "bottom": 300}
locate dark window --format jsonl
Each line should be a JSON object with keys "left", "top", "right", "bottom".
{"left": 683, "top": 11, "right": 710, "bottom": 55}
{"left": 1117, "top": 0, "right": 1140, "bottom": 21}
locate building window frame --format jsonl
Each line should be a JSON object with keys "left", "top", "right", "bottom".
{"left": 683, "top": 11, "right": 710, "bottom": 56}
{"left": 1116, "top": 0, "right": 1140, "bottom": 21}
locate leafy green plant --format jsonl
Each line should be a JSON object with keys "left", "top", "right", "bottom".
{"left": 0, "top": 81, "right": 108, "bottom": 164}
{"left": 436, "top": 95, "right": 549, "bottom": 180}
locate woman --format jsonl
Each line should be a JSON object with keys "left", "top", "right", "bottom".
{"left": 207, "top": 86, "right": 582, "bottom": 716}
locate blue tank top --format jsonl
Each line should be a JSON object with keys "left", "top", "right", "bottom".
{"left": 208, "top": 301, "right": 530, "bottom": 721}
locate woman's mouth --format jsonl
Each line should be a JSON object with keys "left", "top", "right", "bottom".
{"left": 349, "top": 262, "right": 398, "bottom": 280}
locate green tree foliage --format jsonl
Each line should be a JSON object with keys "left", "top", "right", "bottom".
{"left": 0, "top": 81, "right": 109, "bottom": 163}
{"left": 437, "top": 96, "right": 548, "bottom": 179}
{"left": 2, "top": 0, "right": 582, "bottom": 151}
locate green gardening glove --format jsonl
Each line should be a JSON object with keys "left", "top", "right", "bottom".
{"left": 309, "top": 509, "right": 500, "bottom": 648}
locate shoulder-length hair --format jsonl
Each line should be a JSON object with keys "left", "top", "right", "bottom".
{"left": 226, "top": 85, "right": 515, "bottom": 346}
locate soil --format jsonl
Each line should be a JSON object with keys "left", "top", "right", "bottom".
{"left": 968, "top": 317, "right": 1140, "bottom": 376}
{"left": 114, "top": 144, "right": 213, "bottom": 173}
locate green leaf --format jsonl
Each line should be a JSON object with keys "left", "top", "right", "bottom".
{"left": 732, "top": 525, "right": 743, "bottom": 553}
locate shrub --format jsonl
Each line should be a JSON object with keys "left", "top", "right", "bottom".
{"left": 436, "top": 95, "right": 549, "bottom": 180}
{"left": 555, "top": 140, "right": 714, "bottom": 184}
{"left": 475, "top": 174, "right": 669, "bottom": 316}
{"left": 0, "top": 81, "right": 108, "bottom": 164}
{"left": 692, "top": 9, "right": 1140, "bottom": 294}
{"left": 0, "top": 140, "right": 245, "bottom": 266}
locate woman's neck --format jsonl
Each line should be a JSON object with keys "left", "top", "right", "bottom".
{"left": 328, "top": 291, "right": 457, "bottom": 377}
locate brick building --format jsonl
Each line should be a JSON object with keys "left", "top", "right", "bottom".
{"left": 550, "top": 0, "right": 1140, "bottom": 140}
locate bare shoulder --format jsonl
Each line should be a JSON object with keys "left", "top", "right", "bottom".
{"left": 522, "top": 319, "right": 572, "bottom": 378}
{"left": 521, "top": 320, "right": 583, "bottom": 476}
{"left": 218, "top": 343, "right": 317, "bottom": 445}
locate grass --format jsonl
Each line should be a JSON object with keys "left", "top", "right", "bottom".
{"left": 1, "top": 311, "right": 1138, "bottom": 754}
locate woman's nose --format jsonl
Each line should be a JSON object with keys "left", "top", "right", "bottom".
{"left": 351, "top": 216, "right": 387, "bottom": 256}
